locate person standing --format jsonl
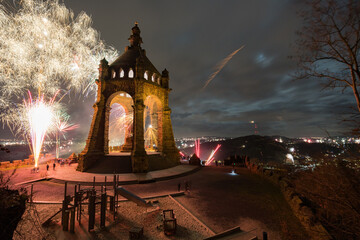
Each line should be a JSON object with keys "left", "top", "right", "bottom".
{"left": 46, "top": 163, "right": 49, "bottom": 171}
{"left": 53, "top": 162, "right": 56, "bottom": 170}
{"left": 178, "top": 183, "right": 181, "bottom": 192}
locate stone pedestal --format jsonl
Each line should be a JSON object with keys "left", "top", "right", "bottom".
{"left": 121, "top": 136, "right": 133, "bottom": 152}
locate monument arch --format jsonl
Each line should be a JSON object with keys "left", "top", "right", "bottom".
{"left": 78, "top": 23, "right": 179, "bottom": 173}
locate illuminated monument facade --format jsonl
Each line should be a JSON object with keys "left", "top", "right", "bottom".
{"left": 78, "top": 23, "right": 179, "bottom": 173}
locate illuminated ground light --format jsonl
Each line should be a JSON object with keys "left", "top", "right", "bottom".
{"left": 228, "top": 169, "right": 238, "bottom": 176}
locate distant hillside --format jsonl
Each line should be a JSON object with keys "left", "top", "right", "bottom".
{"left": 293, "top": 142, "right": 341, "bottom": 159}
{"left": 0, "top": 145, "right": 31, "bottom": 162}
{"left": 181, "top": 135, "right": 288, "bottom": 164}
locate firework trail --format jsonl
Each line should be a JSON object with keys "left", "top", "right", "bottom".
{"left": 195, "top": 139, "right": 200, "bottom": 158}
{"left": 202, "top": 45, "right": 245, "bottom": 90}
{"left": 205, "top": 144, "right": 221, "bottom": 166}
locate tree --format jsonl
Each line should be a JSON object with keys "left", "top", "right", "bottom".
{"left": 295, "top": 0, "right": 360, "bottom": 111}
{"left": 293, "top": 160, "right": 360, "bottom": 239}
{"left": 0, "top": 145, "right": 10, "bottom": 153}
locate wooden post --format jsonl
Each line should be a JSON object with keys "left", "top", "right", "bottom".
{"left": 63, "top": 210, "right": 69, "bottom": 231}
{"left": 70, "top": 208, "right": 75, "bottom": 233}
{"left": 93, "top": 176, "right": 96, "bottom": 189}
{"left": 61, "top": 182, "right": 68, "bottom": 227}
{"left": 74, "top": 185, "right": 78, "bottom": 223}
{"left": 109, "top": 196, "right": 114, "bottom": 212}
{"left": 104, "top": 176, "right": 107, "bottom": 193}
{"left": 74, "top": 185, "right": 77, "bottom": 207}
{"left": 115, "top": 175, "right": 119, "bottom": 216}
{"left": 30, "top": 184, "right": 33, "bottom": 205}
{"left": 64, "top": 182, "right": 67, "bottom": 200}
{"left": 78, "top": 195, "right": 82, "bottom": 224}
{"left": 88, "top": 193, "right": 95, "bottom": 231}
{"left": 113, "top": 174, "right": 116, "bottom": 194}
{"left": 78, "top": 184, "right": 82, "bottom": 224}
{"left": 113, "top": 174, "right": 116, "bottom": 220}
{"left": 263, "top": 232, "right": 268, "bottom": 240}
{"left": 100, "top": 193, "right": 107, "bottom": 228}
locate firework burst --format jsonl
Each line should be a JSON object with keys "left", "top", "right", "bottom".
{"left": 23, "top": 91, "right": 59, "bottom": 167}
{"left": 54, "top": 112, "right": 78, "bottom": 159}
{"left": 145, "top": 125, "right": 158, "bottom": 151}
{"left": 0, "top": 0, "right": 117, "bottom": 96}
{"left": 109, "top": 103, "right": 133, "bottom": 148}
{"left": 0, "top": 0, "right": 117, "bottom": 129}
{"left": 0, "top": 0, "right": 117, "bottom": 165}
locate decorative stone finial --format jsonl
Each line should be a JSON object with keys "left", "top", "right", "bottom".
{"left": 100, "top": 58, "right": 108, "bottom": 66}
{"left": 99, "top": 58, "right": 109, "bottom": 79}
{"left": 162, "top": 68, "right": 169, "bottom": 78}
{"left": 129, "top": 22, "right": 143, "bottom": 47}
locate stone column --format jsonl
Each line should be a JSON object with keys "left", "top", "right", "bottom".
{"left": 161, "top": 103, "right": 180, "bottom": 169}
{"left": 78, "top": 95, "right": 107, "bottom": 171}
{"left": 78, "top": 58, "right": 109, "bottom": 171}
{"left": 162, "top": 107, "right": 178, "bottom": 155}
{"left": 131, "top": 100, "right": 148, "bottom": 172}
{"left": 103, "top": 105, "right": 110, "bottom": 154}
{"left": 156, "top": 110, "right": 163, "bottom": 152}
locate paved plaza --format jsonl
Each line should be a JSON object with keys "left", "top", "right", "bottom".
{"left": 5, "top": 164, "right": 308, "bottom": 239}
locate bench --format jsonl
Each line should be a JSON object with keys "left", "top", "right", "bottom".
{"left": 129, "top": 226, "right": 143, "bottom": 239}
{"left": 162, "top": 209, "right": 177, "bottom": 235}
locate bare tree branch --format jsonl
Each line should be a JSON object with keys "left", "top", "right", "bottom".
{"left": 294, "top": 0, "right": 360, "bottom": 112}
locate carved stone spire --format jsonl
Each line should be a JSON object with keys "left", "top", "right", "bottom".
{"left": 128, "top": 22, "right": 143, "bottom": 48}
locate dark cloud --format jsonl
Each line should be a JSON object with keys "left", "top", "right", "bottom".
{"left": 65, "top": 0, "right": 357, "bottom": 138}
{"left": 0, "top": 0, "right": 355, "bottom": 139}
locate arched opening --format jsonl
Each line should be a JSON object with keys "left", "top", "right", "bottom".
{"left": 108, "top": 92, "right": 134, "bottom": 153}
{"left": 152, "top": 73, "right": 156, "bottom": 82}
{"left": 120, "top": 68, "right": 124, "bottom": 78}
{"left": 112, "top": 69, "right": 116, "bottom": 78}
{"left": 128, "top": 68, "right": 134, "bottom": 78}
{"left": 144, "top": 95, "right": 162, "bottom": 152}
{"left": 144, "top": 71, "right": 148, "bottom": 80}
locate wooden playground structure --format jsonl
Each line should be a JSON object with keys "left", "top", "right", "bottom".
{"left": 41, "top": 175, "right": 177, "bottom": 238}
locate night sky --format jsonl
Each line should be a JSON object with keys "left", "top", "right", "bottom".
{"left": 1, "top": 0, "right": 357, "bottom": 139}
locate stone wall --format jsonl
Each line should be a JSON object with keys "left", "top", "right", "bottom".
{"left": 245, "top": 159, "right": 332, "bottom": 240}
{"left": 0, "top": 159, "right": 34, "bottom": 169}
